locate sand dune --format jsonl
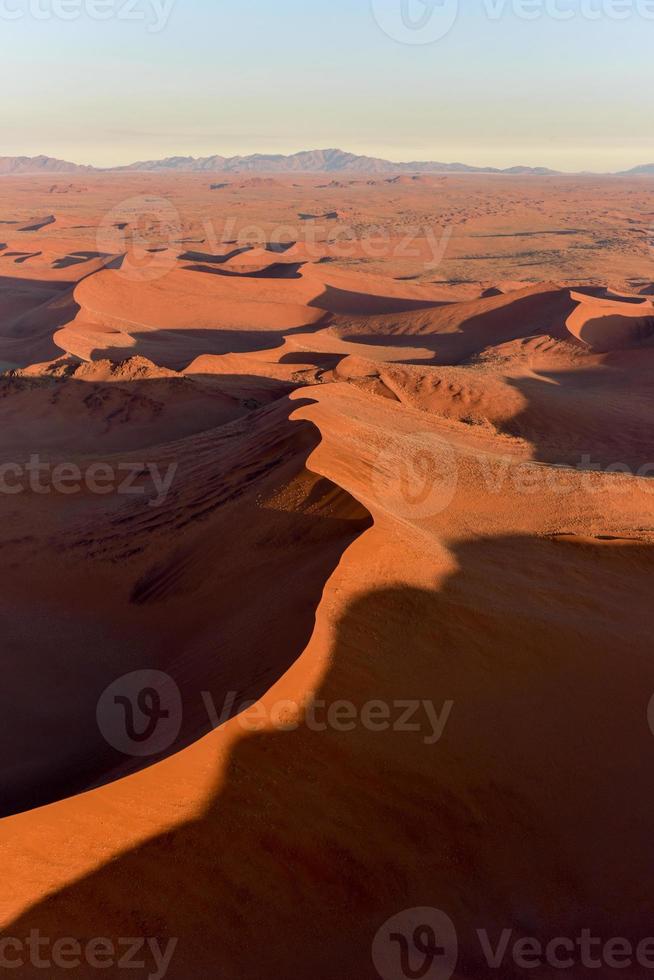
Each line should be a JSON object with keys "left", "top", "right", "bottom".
{"left": 51, "top": 266, "right": 327, "bottom": 368}
{"left": 329, "top": 283, "right": 576, "bottom": 365}
{"left": 0, "top": 392, "right": 370, "bottom": 818}
{"left": 19, "top": 215, "right": 56, "bottom": 233}
{"left": 0, "top": 356, "right": 246, "bottom": 454}
{"left": 567, "top": 291, "right": 654, "bottom": 352}
{"left": 2, "top": 175, "right": 654, "bottom": 978}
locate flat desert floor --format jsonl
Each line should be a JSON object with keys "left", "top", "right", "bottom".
{"left": 1, "top": 173, "right": 654, "bottom": 978}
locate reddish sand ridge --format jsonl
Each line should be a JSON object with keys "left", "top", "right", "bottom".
{"left": 0, "top": 174, "right": 653, "bottom": 977}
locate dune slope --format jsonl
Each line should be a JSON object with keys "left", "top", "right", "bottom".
{"left": 1, "top": 180, "right": 654, "bottom": 978}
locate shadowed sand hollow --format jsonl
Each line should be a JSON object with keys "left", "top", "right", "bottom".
{"left": 2, "top": 174, "right": 654, "bottom": 978}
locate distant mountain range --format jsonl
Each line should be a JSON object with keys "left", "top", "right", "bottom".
{"left": 0, "top": 149, "right": 652, "bottom": 177}
{"left": 116, "top": 149, "right": 563, "bottom": 176}
{"left": 0, "top": 155, "right": 95, "bottom": 176}
{"left": 619, "top": 163, "right": 654, "bottom": 176}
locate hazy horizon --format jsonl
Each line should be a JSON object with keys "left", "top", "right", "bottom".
{"left": 2, "top": 0, "right": 654, "bottom": 171}
{"left": 1, "top": 144, "right": 653, "bottom": 174}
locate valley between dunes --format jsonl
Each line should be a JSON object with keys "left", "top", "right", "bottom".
{"left": 1, "top": 174, "right": 654, "bottom": 978}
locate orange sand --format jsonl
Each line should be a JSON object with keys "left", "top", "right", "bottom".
{"left": 1, "top": 174, "right": 654, "bottom": 978}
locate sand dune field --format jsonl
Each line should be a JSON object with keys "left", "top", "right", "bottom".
{"left": 1, "top": 174, "right": 654, "bottom": 978}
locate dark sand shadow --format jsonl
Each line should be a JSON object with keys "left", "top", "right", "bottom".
{"left": 0, "top": 394, "right": 370, "bottom": 817}
{"left": 5, "top": 533, "right": 654, "bottom": 977}
{"left": 182, "top": 262, "right": 303, "bottom": 280}
{"left": 339, "top": 287, "right": 576, "bottom": 364}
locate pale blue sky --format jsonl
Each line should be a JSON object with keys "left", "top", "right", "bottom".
{"left": 1, "top": 0, "right": 652, "bottom": 170}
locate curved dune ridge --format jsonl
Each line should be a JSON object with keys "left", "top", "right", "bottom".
{"left": 566, "top": 290, "right": 654, "bottom": 352}
{"left": 2, "top": 200, "right": 654, "bottom": 977}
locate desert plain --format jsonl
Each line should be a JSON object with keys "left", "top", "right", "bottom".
{"left": 1, "top": 171, "right": 654, "bottom": 977}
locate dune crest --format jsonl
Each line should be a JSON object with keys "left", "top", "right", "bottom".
{"left": 566, "top": 291, "right": 654, "bottom": 352}
{"left": 2, "top": 174, "right": 654, "bottom": 976}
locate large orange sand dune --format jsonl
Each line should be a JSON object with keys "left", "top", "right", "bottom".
{"left": 1, "top": 175, "right": 654, "bottom": 978}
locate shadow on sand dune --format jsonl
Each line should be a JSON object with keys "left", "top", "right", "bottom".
{"left": 339, "top": 286, "right": 576, "bottom": 365}
{"left": 497, "top": 363, "right": 654, "bottom": 471}
{"left": 89, "top": 321, "right": 331, "bottom": 369}
{"left": 6, "top": 531, "right": 654, "bottom": 978}
{"left": 0, "top": 275, "right": 80, "bottom": 366}
{"left": 177, "top": 248, "right": 253, "bottom": 265}
{"left": 52, "top": 252, "right": 112, "bottom": 270}
{"left": 0, "top": 397, "right": 371, "bottom": 818}
{"left": 5, "top": 289, "right": 654, "bottom": 977}
{"left": 182, "top": 262, "right": 304, "bottom": 280}
{"left": 309, "top": 282, "right": 447, "bottom": 317}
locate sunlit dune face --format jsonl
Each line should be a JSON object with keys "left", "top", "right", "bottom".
{"left": 1, "top": 174, "right": 654, "bottom": 976}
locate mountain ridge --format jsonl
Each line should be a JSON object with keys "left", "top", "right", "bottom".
{"left": 0, "top": 154, "right": 95, "bottom": 176}
{"left": 0, "top": 150, "right": 652, "bottom": 176}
